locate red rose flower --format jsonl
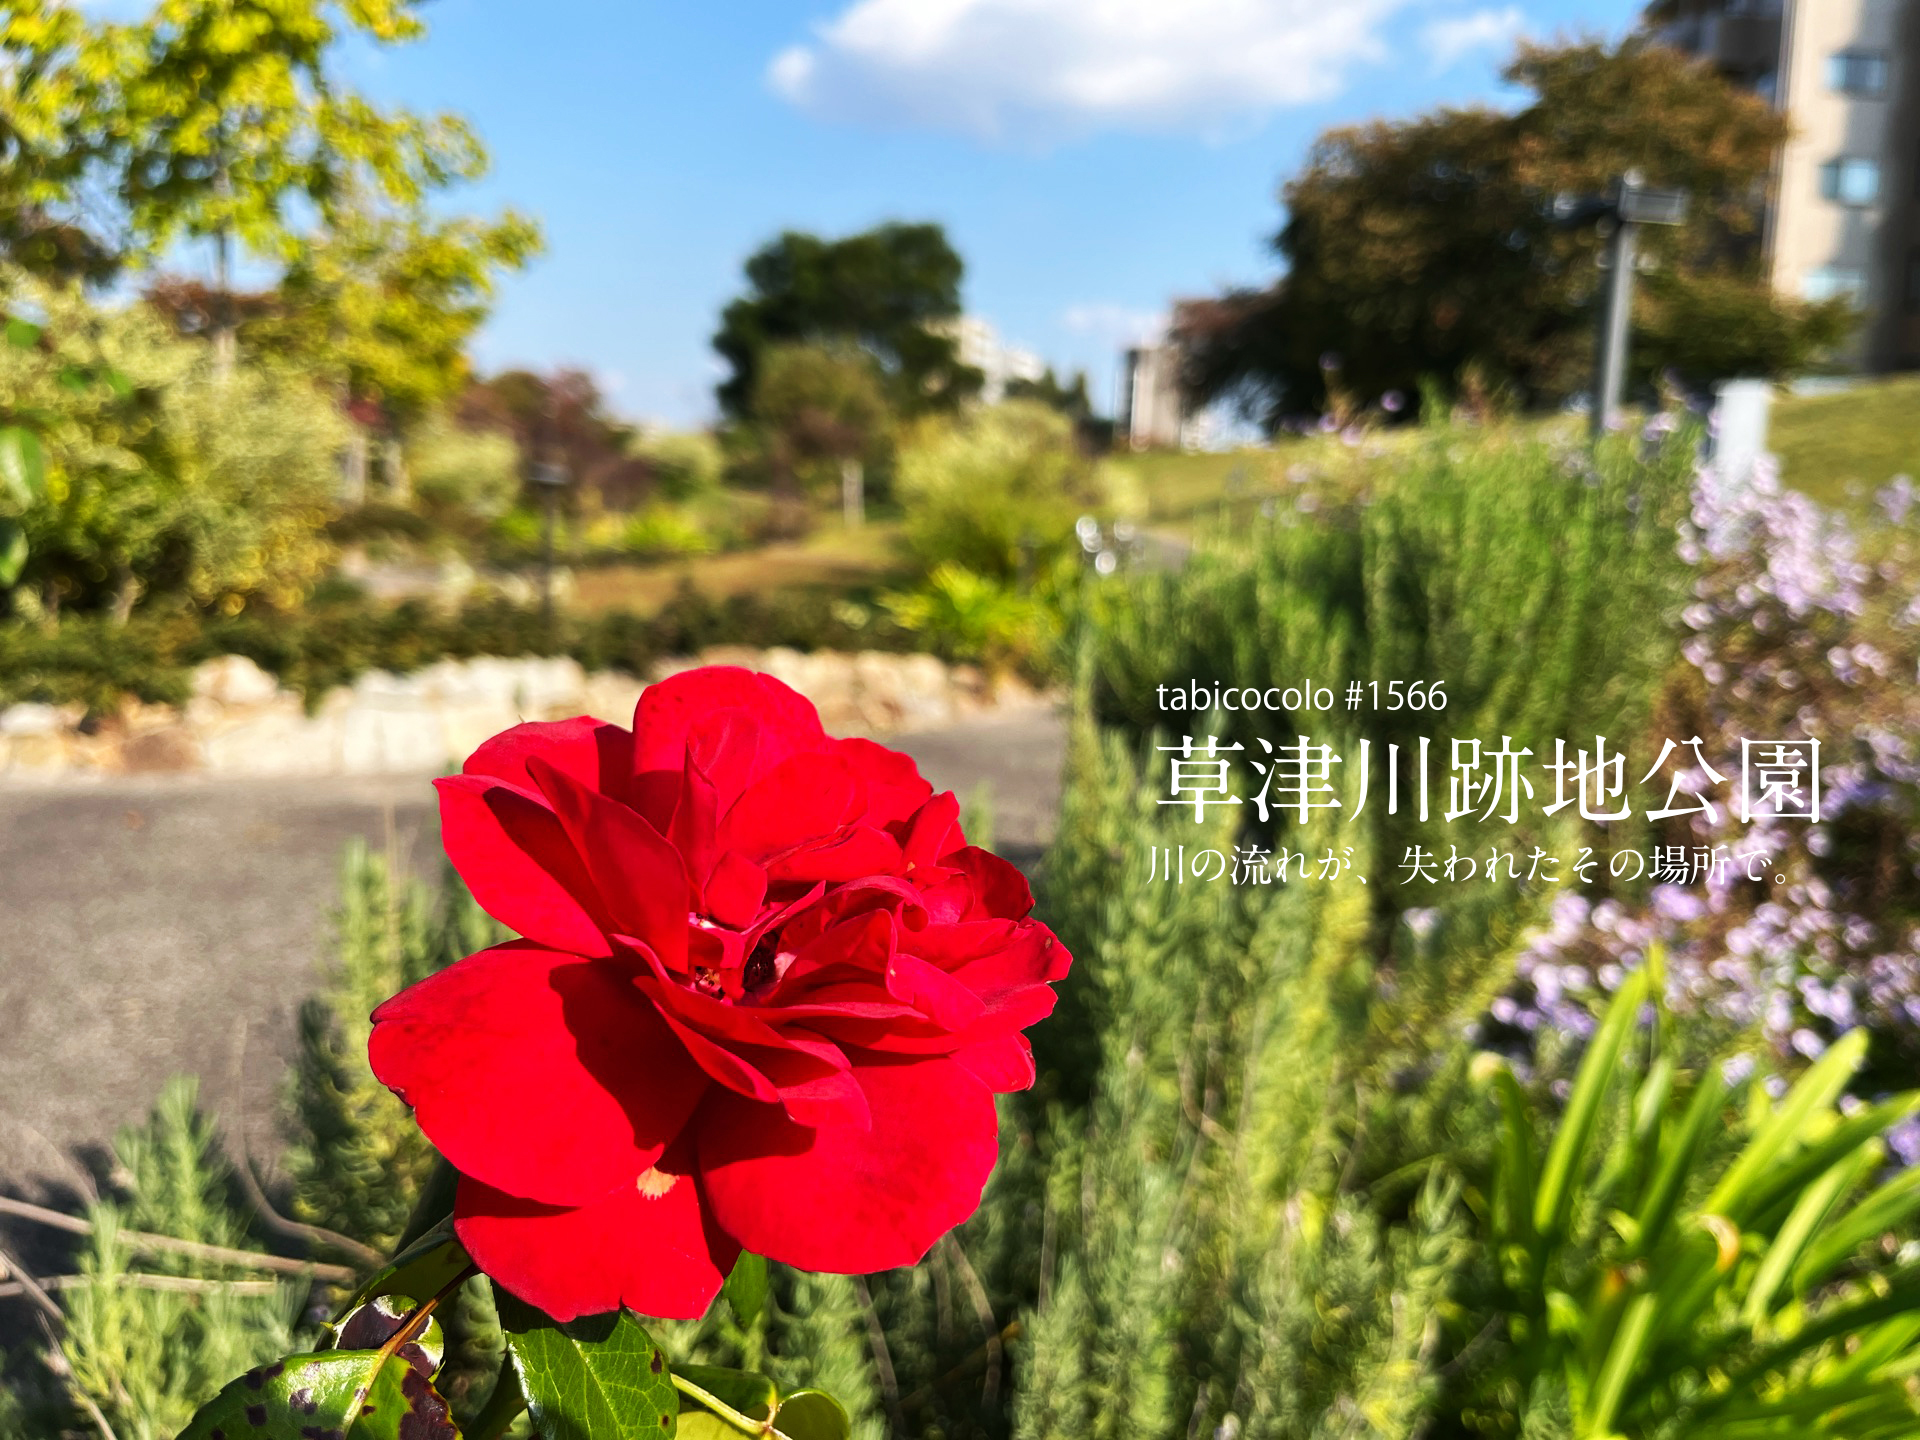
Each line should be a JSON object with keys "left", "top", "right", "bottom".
{"left": 369, "top": 666, "right": 1070, "bottom": 1321}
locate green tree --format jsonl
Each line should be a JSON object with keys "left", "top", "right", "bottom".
{"left": 0, "top": 3, "right": 133, "bottom": 282}
{"left": 713, "top": 222, "right": 981, "bottom": 419}
{"left": 0, "top": 268, "right": 346, "bottom": 619}
{"left": 114, "top": 0, "right": 490, "bottom": 360}
{"left": 752, "top": 341, "right": 891, "bottom": 524}
{"left": 1185, "top": 36, "right": 1852, "bottom": 423}
{"left": 259, "top": 205, "right": 540, "bottom": 426}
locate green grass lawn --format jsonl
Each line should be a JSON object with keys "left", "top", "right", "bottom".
{"left": 1773, "top": 374, "right": 1920, "bottom": 510}
{"left": 569, "top": 518, "right": 911, "bottom": 615}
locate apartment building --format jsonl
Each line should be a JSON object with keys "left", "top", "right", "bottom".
{"left": 1648, "top": 0, "right": 1920, "bottom": 370}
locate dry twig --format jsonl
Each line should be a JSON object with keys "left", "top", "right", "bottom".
{"left": 0, "top": 1195, "right": 355, "bottom": 1283}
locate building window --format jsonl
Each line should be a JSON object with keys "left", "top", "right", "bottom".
{"left": 1804, "top": 266, "right": 1868, "bottom": 307}
{"left": 1820, "top": 157, "right": 1882, "bottom": 206}
{"left": 1828, "top": 49, "right": 1890, "bottom": 98}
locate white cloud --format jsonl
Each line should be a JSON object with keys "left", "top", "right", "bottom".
{"left": 1421, "top": 6, "right": 1528, "bottom": 74}
{"left": 769, "top": 0, "right": 1414, "bottom": 144}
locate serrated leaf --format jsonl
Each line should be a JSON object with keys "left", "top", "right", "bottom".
{"left": 343, "top": 1225, "right": 470, "bottom": 1315}
{"left": 773, "top": 1391, "right": 850, "bottom": 1440}
{"left": 675, "top": 1365, "right": 775, "bottom": 1425}
{"left": 177, "top": 1351, "right": 458, "bottom": 1440}
{"left": 0, "top": 427, "right": 45, "bottom": 508}
{"left": 0, "top": 522, "right": 26, "bottom": 587}
{"left": 721, "top": 1252, "right": 768, "bottom": 1328}
{"left": 496, "top": 1287, "right": 678, "bottom": 1440}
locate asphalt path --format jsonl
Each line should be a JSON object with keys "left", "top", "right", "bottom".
{"left": 0, "top": 709, "right": 1067, "bottom": 1208}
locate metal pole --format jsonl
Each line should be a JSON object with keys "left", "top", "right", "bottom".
{"left": 540, "top": 482, "right": 557, "bottom": 629}
{"left": 1598, "top": 214, "right": 1636, "bottom": 437}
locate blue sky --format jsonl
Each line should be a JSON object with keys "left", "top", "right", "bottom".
{"left": 314, "top": 0, "right": 1648, "bottom": 424}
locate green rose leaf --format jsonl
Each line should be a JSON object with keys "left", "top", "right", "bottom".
{"left": 177, "top": 1351, "right": 458, "bottom": 1440}
{"left": 673, "top": 1364, "right": 775, "bottom": 1425}
{"left": 720, "top": 1252, "right": 768, "bottom": 1328}
{"left": 0, "top": 522, "right": 26, "bottom": 588}
{"left": 495, "top": 1287, "right": 678, "bottom": 1440}
{"left": 343, "top": 1224, "right": 471, "bottom": 1316}
{"left": 0, "top": 427, "right": 45, "bottom": 508}
{"left": 771, "top": 1391, "right": 850, "bottom": 1440}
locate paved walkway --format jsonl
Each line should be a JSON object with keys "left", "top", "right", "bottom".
{"left": 0, "top": 711, "right": 1067, "bottom": 1203}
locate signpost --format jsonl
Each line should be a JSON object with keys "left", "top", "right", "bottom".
{"left": 530, "top": 458, "right": 570, "bottom": 628}
{"left": 1554, "top": 170, "right": 1690, "bottom": 442}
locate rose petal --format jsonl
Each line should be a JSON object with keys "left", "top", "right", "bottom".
{"left": 634, "top": 668, "right": 827, "bottom": 785}
{"left": 529, "top": 759, "right": 690, "bottom": 972}
{"left": 704, "top": 852, "right": 768, "bottom": 930}
{"left": 834, "top": 738, "right": 935, "bottom": 827}
{"left": 886, "top": 951, "right": 988, "bottom": 1031}
{"left": 455, "top": 1148, "right": 736, "bottom": 1322}
{"left": 435, "top": 776, "right": 610, "bottom": 957}
{"left": 902, "top": 792, "right": 963, "bottom": 870}
{"left": 952, "top": 1034, "right": 1036, "bottom": 1093}
{"left": 697, "top": 1056, "right": 999, "bottom": 1273}
{"left": 722, "top": 752, "right": 860, "bottom": 863}
{"left": 464, "top": 717, "right": 634, "bottom": 802}
{"left": 370, "top": 944, "right": 709, "bottom": 1207}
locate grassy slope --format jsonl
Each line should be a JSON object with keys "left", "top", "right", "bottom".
{"left": 1773, "top": 374, "right": 1920, "bottom": 510}
{"left": 568, "top": 519, "right": 910, "bottom": 615}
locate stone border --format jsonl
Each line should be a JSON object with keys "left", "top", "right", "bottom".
{"left": 0, "top": 649, "right": 1055, "bottom": 782}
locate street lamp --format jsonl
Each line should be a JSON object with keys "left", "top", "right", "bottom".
{"left": 529, "top": 458, "right": 570, "bottom": 628}
{"left": 1554, "top": 170, "right": 1690, "bottom": 441}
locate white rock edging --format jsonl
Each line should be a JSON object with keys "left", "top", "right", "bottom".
{"left": 0, "top": 650, "right": 1052, "bottom": 782}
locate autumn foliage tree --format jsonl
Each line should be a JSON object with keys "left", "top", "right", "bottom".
{"left": 1184, "top": 36, "right": 1853, "bottom": 423}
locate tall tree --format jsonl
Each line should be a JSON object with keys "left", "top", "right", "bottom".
{"left": 115, "top": 0, "right": 486, "bottom": 363}
{"left": 257, "top": 205, "right": 540, "bottom": 424}
{"left": 460, "top": 368, "right": 652, "bottom": 509}
{"left": 0, "top": 4, "right": 132, "bottom": 281}
{"left": 752, "top": 341, "right": 891, "bottom": 525}
{"left": 1184, "top": 36, "right": 1853, "bottom": 423}
{"left": 713, "top": 222, "right": 981, "bottom": 419}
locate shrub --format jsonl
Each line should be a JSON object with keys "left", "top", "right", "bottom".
{"left": 1076, "top": 424, "right": 1698, "bottom": 929}
{"left": 881, "top": 562, "right": 1054, "bottom": 672}
{"left": 0, "top": 269, "right": 345, "bottom": 619}
{"left": 632, "top": 428, "right": 725, "bottom": 502}
{"left": 897, "top": 400, "right": 1106, "bottom": 582}
{"left": 45, "top": 1078, "right": 312, "bottom": 1440}
{"left": 1461, "top": 966, "right": 1920, "bottom": 1439}
{"left": 407, "top": 413, "right": 521, "bottom": 521}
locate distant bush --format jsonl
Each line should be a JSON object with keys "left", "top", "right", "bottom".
{"left": 632, "top": 428, "right": 725, "bottom": 501}
{"left": 406, "top": 413, "right": 521, "bottom": 520}
{"left": 0, "top": 270, "right": 346, "bottom": 620}
{"left": 881, "top": 562, "right": 1055, "bottom": 674}
{"left": 896, "top": 399, "right": 1106, "bottom": 582}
